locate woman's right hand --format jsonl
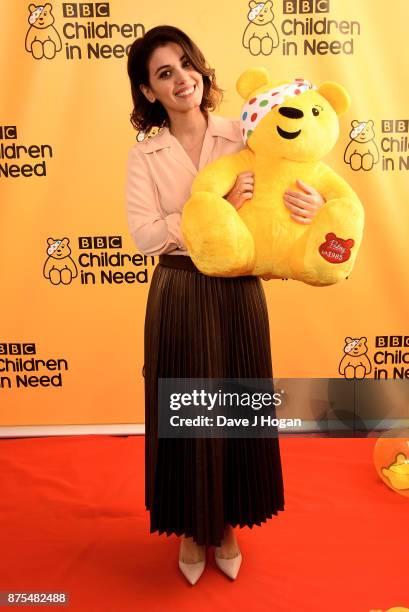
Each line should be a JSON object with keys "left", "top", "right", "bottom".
{"left": 225, "top": 172, "right": 254, "bottom": 210}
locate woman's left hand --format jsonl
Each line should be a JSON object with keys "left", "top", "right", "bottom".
{"left": 283, "top": 179, "right": 326, "bottom": 225}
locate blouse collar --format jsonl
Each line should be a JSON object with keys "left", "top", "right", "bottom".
{"left": 139, "top": 112, "right": 242, "bottom": 153}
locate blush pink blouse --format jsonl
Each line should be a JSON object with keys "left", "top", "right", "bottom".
{"left": 125, "top": 113, "right": 244, "bottom": 256}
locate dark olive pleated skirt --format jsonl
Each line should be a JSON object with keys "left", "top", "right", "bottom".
{"left": 143, "top": 254, "right": 285, "bottom": 547}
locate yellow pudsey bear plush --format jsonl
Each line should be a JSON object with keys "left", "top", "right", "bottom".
{"left": 181, "top": 68, "right": 365, "bottom": 286}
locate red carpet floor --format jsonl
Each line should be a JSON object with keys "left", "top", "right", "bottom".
{"left": 0, "top": 434, "right": 408, "bottom": 612}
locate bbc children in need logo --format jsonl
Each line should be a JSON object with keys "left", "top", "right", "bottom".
{"left": 0, "top": 343, "right": 68, "bottom": 390}
{"left": 338, "top": 336, "right": 409, "bottom": 380}
{"left": 0, "top": 125, "right": 53, "bottom": 179}
{"left": 242, "top": 0, "right": 361, "bottom": 57}
{"left": 42, "top": 235, "right": 155, "bottom": 285}
{"left": 25, "top": 2, "right": 145, "bottom": 61}
{"left": 343, "top": 120, "right": 409, "bottom": 173}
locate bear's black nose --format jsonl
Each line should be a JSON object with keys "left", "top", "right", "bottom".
{"left": 278, "top": 107, "right": 304, "bottom": 119}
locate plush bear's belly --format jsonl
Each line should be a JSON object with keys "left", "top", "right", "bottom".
{"left": 238, "top": 171, "right": 313, "bottom": 276}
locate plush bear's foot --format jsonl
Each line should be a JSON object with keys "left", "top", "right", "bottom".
{"left": 181, "top": 191, "right": 255, "bottom": 276}
{"left": 289, "top": 197, "right": 364, "bottom": 286}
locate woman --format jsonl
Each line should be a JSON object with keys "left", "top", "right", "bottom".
{"left": 125, "top": 25, "right": 325, "bottom": 585}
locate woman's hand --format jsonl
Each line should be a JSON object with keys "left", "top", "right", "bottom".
{"left": 225, "top": 171, "right": 254, "bottom": 210}
{"left": 284, "top": 179, "right": 326, "bottom": 224}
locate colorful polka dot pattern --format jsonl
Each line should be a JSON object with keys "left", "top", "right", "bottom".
{"left": 239, "top": 78, "right": 317, "bottom": 144}
{"left": 29, "top": 5, "right": 44, "bottom": 24}
{"left": 248, "top": 2, "right": 264, "bottom": 22}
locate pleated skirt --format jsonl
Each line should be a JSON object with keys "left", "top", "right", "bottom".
{"left": 143, "top": 254, "right": 285, "bottom": 547}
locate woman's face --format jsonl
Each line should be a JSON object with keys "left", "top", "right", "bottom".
{"left": 140, "top": 42, "right": 204, "bottom": 116}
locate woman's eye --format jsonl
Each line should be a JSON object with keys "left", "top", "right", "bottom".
{"left": 159, "top": 70, "right": 171, "bottom": 79}
{"left": 183, "top": 60, "right": 191, "bottom": 67}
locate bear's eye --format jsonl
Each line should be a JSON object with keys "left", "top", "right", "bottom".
{"left": 312, "top": 108, "right": 320, "bottom": 116}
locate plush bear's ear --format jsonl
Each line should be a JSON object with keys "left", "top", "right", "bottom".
{"left": 29, "top": 3, "right": 37, "bottom": 11}
{"left": 236, "top": 67, "right": 270, "bottom": 100}
{"left": 318, "top": 82, "right": 350, "bottom": 116}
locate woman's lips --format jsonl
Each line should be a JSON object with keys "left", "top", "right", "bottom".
{"left": 175, "top": 85, "right": 195, "bottom": 98}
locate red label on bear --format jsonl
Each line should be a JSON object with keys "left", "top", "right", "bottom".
{"left": 319, "top": 233, "right": 355, "bottom": 264}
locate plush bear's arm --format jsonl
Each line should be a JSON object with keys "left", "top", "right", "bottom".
{"left": 314, "top": 162, "right": 361, "bottom": 203}
{"left": 191, "top": 150, "right": 252, "bottom": 196}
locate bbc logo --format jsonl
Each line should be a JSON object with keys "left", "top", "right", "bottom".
{"left": 62, "top": 3, "right": 110, "bottom": 18}
{"left": 78, "top": 236, "right": 122, "bottom": 249}
{"left": 0, "top": 126, "right": 17, "bottom": 140}
{"left": 375, "top": 336, "right": 409, "bottom": 348}
{"left": 381, "top": 120, "right": 409, "bottom": 133}
{"left": 283, "top": 0, "right": 330, "bottom": 13}
{"left": 0, "top": 343, "right": 36, "bottom": 355}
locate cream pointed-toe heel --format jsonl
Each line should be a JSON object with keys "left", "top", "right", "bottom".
{"left": 178, "top": 545, "right": 206, "bottom": 585}
{"left": 214, "top": 548, "right": 242, "bottom": 580}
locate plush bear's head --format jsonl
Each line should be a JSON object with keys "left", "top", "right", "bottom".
{"left": 237, "top": 67, "right": 350, "bottom": 162}
{"left": 28, "top": 4, "right": 55, "bottom": 29}
{"left": 343, "top": 337, "right": 368, "bottom": 357}
{"left": 349, "top": 120, "right": 375, "bottom": 143}
{"left": 46, "top": 237, "right": 71, "bottom": 259}
{"left": 247, "top": 1, "right": 274, "bottom": 25}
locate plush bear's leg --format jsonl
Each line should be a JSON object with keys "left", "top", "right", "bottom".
{"left": 181, "top": 191, "right": 255, "bottom": 276}
{"left": 288, "top": 197, "right": 364, "bottom": 286}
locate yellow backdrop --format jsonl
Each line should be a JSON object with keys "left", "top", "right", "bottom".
{"left": 1, "top": 0, "right": 408, "bottom": 425}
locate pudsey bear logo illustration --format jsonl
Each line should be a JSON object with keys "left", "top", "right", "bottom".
{"left": 43, "top": 237, "right": 78, "bottom": 285}
{"left": 381, "top": 453, "right": 409, "bottom": 491}
{"left": 338, "top": 337, "right": 372, "bottom": 379}
{"left": 242, "top": 1, "right": 280, "bottom": 56}
{"left": 25, "top": 3, "right": 62, "bottom": 60}
{"left": 344, "top": 120, "right": 379, "bottom": 171}
{"left": 136, "top": 126, "right": 160, "bottom": 142}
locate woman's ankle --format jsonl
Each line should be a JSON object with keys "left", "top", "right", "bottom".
{"left": 180, "top": 536, "right": 205, "bottom": 562}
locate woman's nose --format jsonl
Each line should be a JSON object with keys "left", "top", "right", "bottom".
{"left": 175, "top": 68, "right": 190, "bottom": 83}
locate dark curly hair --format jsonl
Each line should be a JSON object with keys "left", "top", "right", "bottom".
{"left": 127, "top": 25, "right": 224, "bottom": 133}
